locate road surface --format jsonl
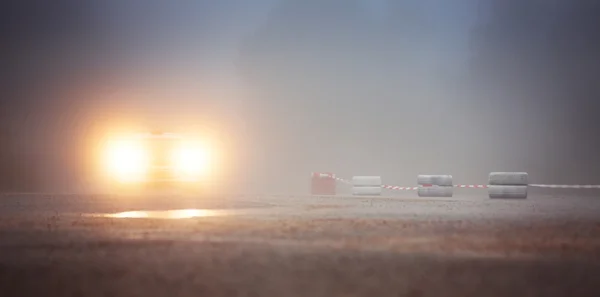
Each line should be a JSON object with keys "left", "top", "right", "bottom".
{"left": 1, "top": 190, "right": 600, "bottom": 297}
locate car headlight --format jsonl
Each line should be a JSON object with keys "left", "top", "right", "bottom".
{"left": 105, "top": 140, "right": 148, "bottom": 182}
{"left": 171, "top": 142, "right": 211, "bottom": 179}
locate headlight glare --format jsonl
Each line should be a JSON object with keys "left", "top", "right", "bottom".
{"left": 172, "top": 144, "right": 211, "bottom": 178}
{"left": 105, "top": 140, "right": 148, "bottom": 182}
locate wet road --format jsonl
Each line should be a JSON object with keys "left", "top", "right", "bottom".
{"left": 1, "top": 190, "right": 600, "bottom": 297}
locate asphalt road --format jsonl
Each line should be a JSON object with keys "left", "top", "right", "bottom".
{"left": 1, "top": 190, "right": 600, "bottom": 297}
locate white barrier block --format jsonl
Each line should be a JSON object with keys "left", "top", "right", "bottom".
{"left": 488, "top": 185, "right": 528, "bottom": 199}
{"left": 417, "top": 186, "right": 453, "bottom": 197}
{"left": 488, "top": 172, "right": 528, "bottom": 186}
{"left": 352, "top": 176, "right": 382, "bottom": 187}
{"left": 352, "top": 186, "right": 382, "bottom": 196}
{"left": 417, "top": 175, "right": 453, "bottom": 187}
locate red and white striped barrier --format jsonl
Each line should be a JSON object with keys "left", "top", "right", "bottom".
{"left": 382, "top": 185, "right": 418, "bottom": 191}
{"left": 313, "top": 173, "right": 335, "bottom": 179}
{"left": 528, "top": 184, "right": 600, "bottom": 189}
{"left": 383, "top": 184, "right": 489, "bottom": 190}
{"left": 454, "top": 185, "right": 488, "bottom": 188}
{"left": 384, "top": 184, "right": 600, "bottom": 189}
{"left": 311, "top": 172, "right": 351, "bottom": 184}
{"left": 328, "top": 173, "right": 600, "bottom": 193}
{"left": 334, "top": 177, "right": 352, "bottom": 184}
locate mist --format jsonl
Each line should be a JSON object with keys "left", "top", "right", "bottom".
{"left": 2, "top": 0, "right": 599, "bottom": 194}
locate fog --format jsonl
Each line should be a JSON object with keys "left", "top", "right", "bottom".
{"left": 1, "top": 0, "right": 599, "bottom": 194}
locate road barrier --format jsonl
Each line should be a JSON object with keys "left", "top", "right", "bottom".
{"left": 351, "top": 176, "right": 382, "bottom": 196}
{"left": 310, "top": 172, "right": 336, "bottom": 196}
{"left": 488, "top": 172, "right": 528, "bottom": 199}
{"left": 324, "top": 171, "right": 599, "bottom": 198}
{"left": 382, "top": 185, "right": 418, "bottom": 190}
{"left": 417, "top": 175, "right": 454, "bottom": 197}
{"left": 528, "top": 184, "right": 600, "bottom": 189}
{"left": 352, "top": 186, "right": 384, "bottom": 196}
{"left": 418, "top": 186, "right": 454, "bottom": 197}
{"left": 417, "top": 175, "right": 453, "bottom": 187}
{"left": 487, "top": 185, "right": 528, "bottom": 199}
{"left": 488, "top": 172, "right": 528, "bottom": 186}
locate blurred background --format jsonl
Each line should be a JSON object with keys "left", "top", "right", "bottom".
{"left": 1, "top": 0, "right": 599, "bottom": 194}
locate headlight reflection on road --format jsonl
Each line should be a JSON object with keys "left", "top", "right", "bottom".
{"left": 105, "top": 209, "right": 218, "bottom": 219}
{"left": 111, "top": 211, "right": 150, "bottom": 218}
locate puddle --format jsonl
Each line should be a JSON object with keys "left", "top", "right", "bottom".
{"left": 80, "top": 205, "right": 300, "bottom": 220}
{"left": 90, "top": 209, "right": 225, "bottom": 219}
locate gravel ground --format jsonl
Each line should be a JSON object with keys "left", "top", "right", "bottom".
{"left": 1, "top": 192, "right": 600, "bottom": 297}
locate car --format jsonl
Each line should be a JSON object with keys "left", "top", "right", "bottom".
{"left": 102, "top": 131, "right": 213, "bottom": 194}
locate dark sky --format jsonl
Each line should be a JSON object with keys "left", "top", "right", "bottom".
{"left": 2, "top": 0, "right": 478, "bottom": 96}
{"left": 3, "top": 0, "right": 475, "bottom": 89}
{"left": 2, "top": 0, "right": 599, "bottom": 193}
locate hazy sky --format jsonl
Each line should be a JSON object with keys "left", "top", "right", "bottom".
{"left": 110, "top": 0, "right": 478, "bottom": 89}
{"left": 99, "top": 0, "right": 489, "bottom": 192}
{"left": 4, "top": 0, "right": 599, "bottom": 193}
